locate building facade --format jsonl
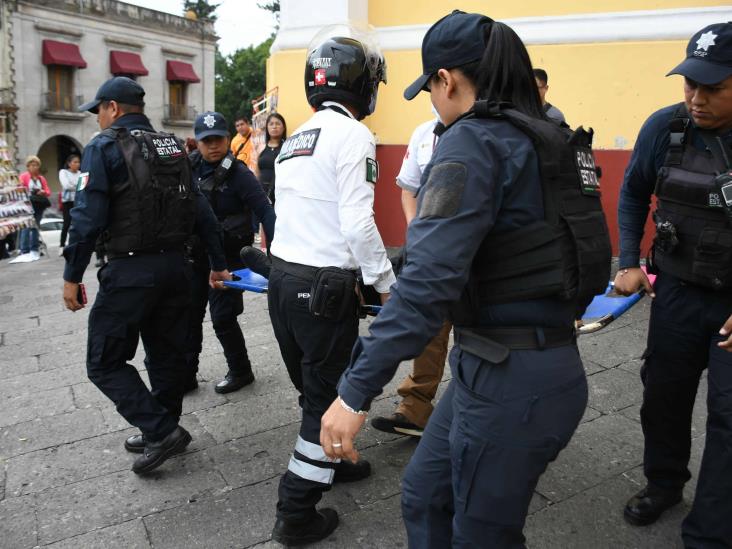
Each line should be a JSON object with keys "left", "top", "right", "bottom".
{"left": 6, "top": 0, "right": 216, "bottom": 192}
{"left": 267, "top": 0, "right": 732, "bottom": 252}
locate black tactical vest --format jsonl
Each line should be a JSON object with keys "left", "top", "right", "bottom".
{"left": 102, "top": 128, "right": 195, "bottom": 256}
{"left": 454, "top": 102, "right": 612, "bottom": 321}
{"left": 652, "top": 104, "right": 732, "bottom": 290}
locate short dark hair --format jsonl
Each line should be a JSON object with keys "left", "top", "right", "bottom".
{"left": 99, "top": 100, "right": 145, "bottom": 114}
{"left": 533, "top": 68, "right": 548, "bottom": 84}
{"left": 235, "top": 114, "right": 250, "bottom": 124}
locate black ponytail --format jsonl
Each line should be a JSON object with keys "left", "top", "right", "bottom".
{"left": 460, "top": 21, "right": 545, "bottom": 119}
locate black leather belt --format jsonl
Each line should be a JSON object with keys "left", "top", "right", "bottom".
{"left": 107, "top": 248, "right": 182, "bottom": 260}
{"left": 454, "top": 326, "right": 576, "bottom": 363}
{"left": 270, "top": 255, "right": 357, "bottom": 281}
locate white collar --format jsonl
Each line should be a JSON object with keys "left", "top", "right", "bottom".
{"left": 320, "top": 101, "right": 356, "bottom": 120}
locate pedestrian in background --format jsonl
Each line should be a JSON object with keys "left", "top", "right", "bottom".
{"left": 58, "top": 153, "right": 80, "bottom": 254}
{"left": 231, "top": 114, "right": 258, "bottom": 172}
{"left": 10, "top": 155, "right": 50, "bottom": 263}
{"left": 256, "top": 112, "right": 287, "bottom": 204}
{"left": 534, "top": 68, "right": 567, "bottom": 125}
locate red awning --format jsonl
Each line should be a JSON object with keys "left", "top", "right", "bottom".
{"left": 110, "top": 51, "right": 148, "bottom": 76}
{"left": 42, "top": 40, "right": 87, "bottom": 68}
{"left": 166, "top": 60, "right": 200, "bottom": 83}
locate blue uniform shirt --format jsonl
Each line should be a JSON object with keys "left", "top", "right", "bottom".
{"left": 338, "top": 115, "right": 577, "bottom": 411}
{"left": 194, "top": 157, "right": 276, "bottom": 244}
{"left": 64, "top": 113, "right": 227, "bottom": 282}
{"left": 618, "top": 103, "right": 732, "bottom": 268}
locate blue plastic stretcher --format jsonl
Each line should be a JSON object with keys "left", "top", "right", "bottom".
{"left": 225, "top": 268, "right": 653, "bottom": 332}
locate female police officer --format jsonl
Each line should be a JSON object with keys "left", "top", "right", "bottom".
{"left": 321, "top": 11, "right": 611, "bottom": 548}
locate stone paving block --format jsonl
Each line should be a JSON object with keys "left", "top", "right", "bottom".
{"left": 38, "top": 347, "right": 87, "bottom": 371}
{"left": 581, "top": 406, "right": 602, "bottom": 424}
{"left": 0, "top": 494, "right": 37, "bottom": 549}
{"left": 536, "top": 414, "right": 644, "bottom": 503}
{"left": 143, "top": 479, "right": 278, "bottom": 549}
{"left": 0, "top": 315, "right": 41, "bottom": 333}
{"left": 44, "top": 518, "right": 151, "bottom": 549}
{"left": 526, "top": 473, "right": 687, "bottom": 549}
{"left": 194, "top": 388, "right": 301, "bottom": 443}
{"left": 0, "top": 363, "right": 82, "bottom": 399}
{"left": 617, "top": 357, "right": 644, "bottom": 374}
{"left": 5, "top": 414, "right": 216, "bottom": 496}
{"left": 586, "top": 367, "right": 643, "bottom": 414}
{"left": 0, "top": 407, "right": 107, "bottom": 458}
{"left": 182, "top": 381, "right": 229, "bottom": 414}
{"left": 579, "top": 323, "right": 648, "bottom": 369}
{"left": 0, "top": 356, "right": 39, "bottom": 380}
{"left": 35, "top": 451, "right": 227, "bottom": 545}
{"left": 0, "top": 386, "right": 75, "bottom": 428}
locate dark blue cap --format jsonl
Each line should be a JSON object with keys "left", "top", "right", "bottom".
{"left": 79, "top": 76, "right": 145, "bottom": 113}
{"left": 194, "top": 111, "right": 230, "bottom": 140}
{"left": 667, "top": 22, "right": 732, "bottom": 85}
{"left": 404, "top": 10, "right": 493, "bottom": 100}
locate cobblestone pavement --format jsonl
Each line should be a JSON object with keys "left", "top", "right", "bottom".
{"left": 0, "top": 252, "right": 707, "bottom": 548}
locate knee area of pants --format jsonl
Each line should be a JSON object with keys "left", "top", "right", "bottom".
{"left": 211, "top": 318, "right": 237, "bottom": 331}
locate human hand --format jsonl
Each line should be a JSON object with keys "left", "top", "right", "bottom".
{"left": 613, "top": 268, "right": 655, "bottom": 298}
{"left": 718, "top": 314, "right": 732, "bottom": 352}
{"left": 320, "top": 397, "right": 366, "bottom": 462}
{"left": 209, "top": 269, "right": 233, "bottom": 289}
{"left": 63, "top": 281, "right": 84, "bottom": 311}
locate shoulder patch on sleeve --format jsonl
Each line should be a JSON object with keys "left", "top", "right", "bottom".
{"left": 76, "top": 172, "right": 90, "bottom": 192}
{"left": 277, "top": 128, "right": 321, "bottom": 163}
{"left": 366, "top": 157, "right": 378, "bottom": 184}
{"left": 418, "top": 162, "right": 467, "bottom": 219}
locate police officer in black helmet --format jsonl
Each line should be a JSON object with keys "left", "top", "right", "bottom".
{"left": 320, "top": 11, "right": 612, "bottom": 547}
{"left": 615, "top": 23, "right": 732, "bottom": 545}
{"left": 183, "top": 111, "right": 275, "bottom": 394}
{"left": 267, "top": 26, "right": 395, "bottom": 546}
{"left": 62, "top": 77, "right": 231, "bottom": 475}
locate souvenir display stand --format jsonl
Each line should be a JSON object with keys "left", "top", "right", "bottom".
{"left": 0, "top": 137, "right": 34, "bottom": 240}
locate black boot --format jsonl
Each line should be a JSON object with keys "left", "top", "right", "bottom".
{"left": 124, "top": 434, "right": 145, "bottom": 454}
{"left": 215, "top": 371, "right": 255, "bottom": 394}
{"left": 334, "top": 459, "right": 371, "bottom": 483}
{"left": 132, "top": 426, "right": 192, "bottom": 475}
{"left": 624, "top": 485, "right": 682, "bottom": 526}
{"left": 271, "top": 508, "right": 339, "bottom": 546}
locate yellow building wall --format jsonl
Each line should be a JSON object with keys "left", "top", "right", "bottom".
{"left": 369, "top": 0, "right": 727, "bottom": 27}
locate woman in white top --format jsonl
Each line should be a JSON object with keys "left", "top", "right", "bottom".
{"left": 58, "top": 154, "right": 80, "bottom": 251}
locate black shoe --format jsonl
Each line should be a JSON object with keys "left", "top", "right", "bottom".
{"left": 624, "top": 485, "right": 682, "bottom": 526}
{"left": 131, "top": 426, "right": 192, "bottom": 475}
{"left": 240, "top": 245, "right": 272, "bottom": 278}
{"left": 371, "top": 413, "right": 424, "bottom": 437}
{"left": 183, "top": 377, "right": 199, "bottom": 394}
{"left": 334, "top": 459, "right": 371, "bottom": 483}
{"left": 271, "top": 508, "right": 339, "bottom": 546}
{"left": 214, "top": 371, "right": 255, "bottom": 394}
{"left": 124, "top": 434, "right": 145, "bottom": 454}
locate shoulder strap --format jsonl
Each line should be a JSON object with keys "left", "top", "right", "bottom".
{"left": 665, "top": 102, "right": 691, "bottom": 166}
{"left": 698, "top": 132, "right": 732, "bottom": 173}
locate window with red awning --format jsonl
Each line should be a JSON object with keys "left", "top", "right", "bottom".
{"left": 166, "top": 60, "right": 200, "bottom": 83}
{"left": 42, "top": 40, "right": 87, "bottom": 68}
{"left": 110, "top": 51, "right": 148, "bottom": 76}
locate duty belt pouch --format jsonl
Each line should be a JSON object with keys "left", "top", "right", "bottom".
{"left": 309, "top": 267, "right": 356, "bottom": 320}
{"left": 693, "top": 228, "right": 732, "bottom": 289}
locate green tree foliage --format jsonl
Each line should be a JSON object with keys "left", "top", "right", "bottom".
{"left": 215, "top": 37, "right": 274, "bottom": 130}
{"left": 257, "top": 1, "right": 280, "bottom": 28}
{"left": 183, "top": 0, "right": 220, "bottom": 22}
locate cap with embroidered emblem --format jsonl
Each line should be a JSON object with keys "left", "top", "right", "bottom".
{"left": 667, "top": 22, "right": 732, "bottom": 85}
{"left": 194, "top": 111, "right": 229, "bottom": 140}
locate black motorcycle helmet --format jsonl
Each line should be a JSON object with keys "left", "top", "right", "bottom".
{"left": 305, "top": 26, "right": 387, "bottom": 120}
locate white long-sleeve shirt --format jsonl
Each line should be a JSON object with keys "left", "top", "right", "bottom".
{"left": 271, "top": 101, "right": 396, "bottom": 294}
{"left": 58, "top": 169, "right": 78, "bottom": 202}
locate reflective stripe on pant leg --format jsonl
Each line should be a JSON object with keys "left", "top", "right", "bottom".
{"left": 287, "top": 435, "right": 339, "bottom": 485}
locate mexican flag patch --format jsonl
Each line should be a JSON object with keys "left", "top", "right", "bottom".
{"left": 76, "top": 172, "right": 90, "bottom": 192}
{"left": 366, "top": 158, "right": 378, "bottom": 184}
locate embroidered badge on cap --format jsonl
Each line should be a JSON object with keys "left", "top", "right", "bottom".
{"left": 76, "top": 172, "right": 90, "bottom": 192}
{"left": 366, "top": 158, "right": 378, "bottom": 184}
{"left": 277, "top": 129, "right": 321, "bottom": 163}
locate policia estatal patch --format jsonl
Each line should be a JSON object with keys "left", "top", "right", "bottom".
{"left": 366, "top": 157, "right": 378, "bottom": 184}
{"left": 419, "top": 162, "right": 467, "bottom": 219}
{"left": 574, "top": 147, "right": 601, "bottom": 196}
{"left": 277, "top": 129, "right": 321, "bottom": 163}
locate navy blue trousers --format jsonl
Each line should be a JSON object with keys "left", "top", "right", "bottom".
{"left": 641, "top": 272, "right": 732, "bottom": 548}
{"left": 402, "top": 343, "right": 587, "bottom": 548}
{"left": 86, "top": 253, "right": 190, "bottom": 442}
